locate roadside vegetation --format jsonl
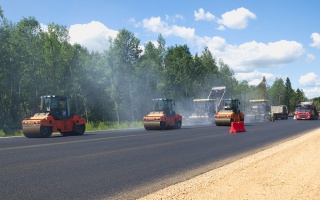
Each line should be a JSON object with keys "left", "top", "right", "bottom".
{"left": 0, "top": 121, "right": 144, "bottom": 137}
{"left": 0, "top": 7, "right": 318, "bottom": 137}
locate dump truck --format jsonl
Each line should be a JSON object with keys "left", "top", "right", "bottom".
{"left": 214, "top": 98, "right": 245, "bottom": 126}
{"left": 22, "top": 95, "right": 86, "bottom": 138}
{"left": 246, "top": 99, "right": 271, "bottom": 122}
{"left": 270, "top": 105, "right": 288, "bottom": 120}
{"left": 295, "top": 101, "right": 319, "bottom": 120}
{"left": 143, "top": 98, "right": 182, "bottom": 130}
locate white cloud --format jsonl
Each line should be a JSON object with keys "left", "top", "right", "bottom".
{"left": 129, "top": 18, "right": 141, "bottom": 28}
{"left": 218, "top": 7, "right": 256, "bottom": 30}
{"left": 174, "top": 14, "right": 184, "bottom": 21}
{"left": 193, "top": 35, "right": 227, "bottom": 52}
{"left": 194, "top": 8, "right": 216, "bottom": 21}
{"left": 142, "top": 17, "right": 172, "bottom": 36}
{"left": 217, "top": 25, "right": 225, "bottom": 31}
{"left": 299, "top": 72, "right": 320, "bottom": 99}
{"left": 140, "top": 16, "right": 304, "bottom": 73}
{"left": 172, "top": 25, "right": 195, "bottom": 39}
{"left": 142, "top": 16, "right": 226, "bottom": 52}
{"left": 69, "top": 21, "right": 118, "bottom": 52}
{"left": 310, "top": 32, "right": 320, "bottom": 48}
{"left": 302, "top": 87, "right": 320, "bottom": 99}
{"left": 306, "top": 53, "right": 315, "bottom": 62}
{"left": 207, "top": 40, "right": 304, "bottom": 72}
{"left": 142, "top": 16, "right": 195, "bottom": 38}
{"left": 299, "top": 72, "right": 320, "bottom": 87}
{"left": 234, "top": 70, "right": 280, "bottom": 86}
{"left": 40, "top": 23, "right": 48, "bottom": 32}
{"left": 165, "top": 14, "right": 184, "bottom": 22}
{"left": 194, "top": 7, "right": 255, "bottom": 30}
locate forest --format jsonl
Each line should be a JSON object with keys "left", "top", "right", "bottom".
{"left": 0, "top": 7, "right": 318, "bottom": 135}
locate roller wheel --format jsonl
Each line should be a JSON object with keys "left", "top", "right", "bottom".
{"left": 39, "top": 126, "right": 53, "bottom": 138}
{"left": 175, "top": 120, "right": 182, "bottom": 129}
{"left": 23, "top": 132, "right": 38, "bottom": 138}
{"left": 160, "top": 121, "right": 166, "bottom": 130}
{"left": 73, "top": 124, "right": 86, "bottom": 135}
{"left": 60, "top": 131, "right": 70, "bottom": 137}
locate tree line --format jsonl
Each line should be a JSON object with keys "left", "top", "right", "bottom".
{"left": 0, "top": 7, "right": 314, "bottom": 134}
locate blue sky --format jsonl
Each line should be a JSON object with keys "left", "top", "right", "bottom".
{"left": 1, "top": 0, "right": 320, "bottom": 99}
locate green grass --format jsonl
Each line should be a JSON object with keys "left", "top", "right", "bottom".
{"left": 0, "top": 130, "right": 23, "bottom": 137}
{"left": 0, "top": 130, "right": 5, "bottom": 137}
{"left": 0, "top": 121, "right": 144, "bottom": 137}
{"left": 85, "top": 121, "right": 144, "bottom": 131}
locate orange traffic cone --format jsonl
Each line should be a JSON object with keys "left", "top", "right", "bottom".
{"left": 229, "top": 122, "right": 239, "bottom": 133}
{"left": 238, "top": 121, "right": 246, "bottom": 132}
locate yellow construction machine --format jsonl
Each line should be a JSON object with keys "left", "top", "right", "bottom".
{"left": 143, "top": 98, "right": 182, "bottom": 130}
{"left": 214, "top": 98, "right": 245, "bottom": 126}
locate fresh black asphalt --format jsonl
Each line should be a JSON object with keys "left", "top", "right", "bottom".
{"left": 0, "top": 118, "right": 319, "bottom": 199}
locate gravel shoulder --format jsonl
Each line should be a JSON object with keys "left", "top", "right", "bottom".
{"left": 139, "top": 128, "right": 320, "bottom": 200}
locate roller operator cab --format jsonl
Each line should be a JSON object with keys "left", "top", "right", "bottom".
{"left": 22, "top": 95, "right": 86, "bottom": 138}
{"left": 143, "top": 98, "right": 182, "bottom": 130}
{"left": 214, "top": 99, "right": 245, "bottom": 126}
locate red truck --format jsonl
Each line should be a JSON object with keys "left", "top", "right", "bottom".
{"left": 295, "top": 102, "right": 319, "bottom": 120}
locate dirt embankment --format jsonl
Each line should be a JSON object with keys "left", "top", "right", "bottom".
{"left": 139, "top": 129, "right": 320, "bottom": 200}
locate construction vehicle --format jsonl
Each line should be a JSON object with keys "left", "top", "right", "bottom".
{"left": 214, "top": 98, "right": 245, "bottom": 126}
{"left": 208, "top": 86, "right": 226, "bottom": 112}
{"left": 270, "top": 105, "right": 288, "bottom": 120}
{"left": 188, "top": 86, "right": 227, "bottom": 123}
{"left": 295, "top": 101, "right": 319, "bottom": 120}
{"left": 143, "top": 98, "right": 182, "bottom": 130}
{"left": 206, "top": 86, "right": 244, "bottom": 126}
{"left": 188, "top": 98, "right": 215, "bottom": 122}
{"left": 246, "top": 99, "right": 271, "bottom": 122}
{"left": 22, "top": 95, "right": 86, "bottom": 138}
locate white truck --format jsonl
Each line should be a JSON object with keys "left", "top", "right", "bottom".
{"left": 270, "top": 105, "right": 288, "bottom": 120}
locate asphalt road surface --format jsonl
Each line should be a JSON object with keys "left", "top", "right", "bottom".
{"left": 1, "top": 118, "right": 319, "bottom": 200}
